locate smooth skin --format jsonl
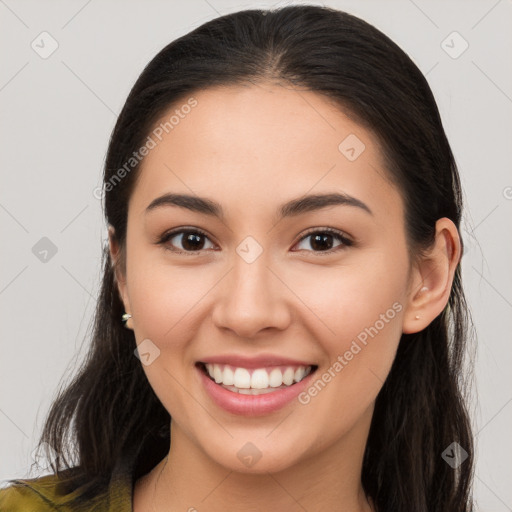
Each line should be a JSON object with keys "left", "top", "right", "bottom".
{"left": 109, "top": 82, "right": 461, "bottom": 512}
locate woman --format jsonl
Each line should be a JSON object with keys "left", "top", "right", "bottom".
{"left": 0, "top": 4, "right": 475, "bottom": 511}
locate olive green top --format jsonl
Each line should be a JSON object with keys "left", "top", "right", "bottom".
{"left": 0, "top": 450, "right": 137, "bottom": 512}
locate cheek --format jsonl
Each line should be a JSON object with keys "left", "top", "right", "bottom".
{"left": 289, "top": 250, "right": 407, "bottom": 417}
{"left": 125, "top": 253, "right": 213, "bottom": 421}
{"left": 126, "top": 248, "right": 215, "bottom": 347}
{"left": 290, "top": 249, "right": 408, "bottom": 348}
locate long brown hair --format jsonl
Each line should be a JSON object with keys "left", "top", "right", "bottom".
{"left": 32, "top": 5, "right": 476, "bottom": 510}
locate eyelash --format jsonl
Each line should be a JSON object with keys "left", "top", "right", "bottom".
{"left": 156, "top": 226, "right": 354, "bottom": 256}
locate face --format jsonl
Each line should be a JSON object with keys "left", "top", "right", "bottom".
{"left": 112, "top": 82, "right": 415, "bottom": 474}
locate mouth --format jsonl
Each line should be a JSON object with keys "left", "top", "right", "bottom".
{"left": 195, "top": 361, "right": 319, "bottom": 396}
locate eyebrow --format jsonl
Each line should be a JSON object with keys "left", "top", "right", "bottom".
{"left": 145, "top": 192, "right": 373, "bottom": 218}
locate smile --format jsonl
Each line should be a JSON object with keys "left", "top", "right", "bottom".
{"left": 200, "top": 363, "right": 314, "bottom": 394}
{"left": 196, "top": 361, "right": 318, "bottom": 415}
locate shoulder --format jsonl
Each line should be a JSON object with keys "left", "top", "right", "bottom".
{"left": 0, "top": 473, "right": 66, "bottom": 511}
{"left": 0, "top": 471, "right": 110, "bottom": 512}
{"left": 0, "top": 447, "right": 139, "bottom": 511}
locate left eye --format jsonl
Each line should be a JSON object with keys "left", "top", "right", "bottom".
{"left": 293, "top": 229, "right": 353, "bottom": 253}
{"left": 158, "top": 228, "right": 353, "bottom": 255}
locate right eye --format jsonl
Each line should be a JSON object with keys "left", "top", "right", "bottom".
{"left": 157, "top": 228, "right": 216, "bottom": 255}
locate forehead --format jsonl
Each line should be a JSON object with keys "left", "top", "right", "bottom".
{"left": 129, "top": 83, "right": 403, "bottom": 223}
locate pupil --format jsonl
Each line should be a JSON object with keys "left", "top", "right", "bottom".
{"left": 183, "top": 232, "right": 204, "bottom": 251}
{"left": 311, "top": 233, "right": 333, "bottom": 251}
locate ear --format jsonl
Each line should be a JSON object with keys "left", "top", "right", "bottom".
{"left": 402, "top": 218, "right": 461, "bottom": 334}
{"left": 108, "top": 225, "right": 133, "bottom": 328}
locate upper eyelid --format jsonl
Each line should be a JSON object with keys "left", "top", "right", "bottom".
{"left": 159, "top": 226, "right": 353, "bottom": 251}
{"left": 299, "top": 226, "right": 352, "bottom": 242}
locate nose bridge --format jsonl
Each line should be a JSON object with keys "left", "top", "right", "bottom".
{"left": 212, "top": 238, "right": 290, "bottom": 337}
{"left": 233, "top": 245, "right": 273, "bottom": 297}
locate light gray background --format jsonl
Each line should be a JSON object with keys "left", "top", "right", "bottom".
{"left": 1, "top": 0, "right": 511, "bottom": 510}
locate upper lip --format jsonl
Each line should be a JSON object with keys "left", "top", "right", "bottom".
{"left": 198, "top": 353, "right": 317, "bottom": 369}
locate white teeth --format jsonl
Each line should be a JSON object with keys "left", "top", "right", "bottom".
{"left": 251, "top": 369, "right": 269, "bottom": 389}
{"left": 203, "top": 363, "right": 314, "bottom": 391}
{"left": 282, "top": 367, "right": 295, "bottom": 386}
{"left": 233, "top": 367, "right": 251, "bottom": 388}
{"left": 221, "top": 383, "right": 291, "bottom": 395}
{"left": 223, "top": 365, "right": 234, "bottom": 385}
{"left": 213, "top": 364, "right": 223, "bottom": 383}
{"left": 294, "top": 366, "right": 305, "bottom": 382}
{"left": 269, "top": 368, "right": 283, "bottom": 387}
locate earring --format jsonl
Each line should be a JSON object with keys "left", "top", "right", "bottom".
{"left": 415, "top": 315, "right": 420, "bottom": 320}
{"left": 122, "top": 312, "right": 133, "bottom": 329}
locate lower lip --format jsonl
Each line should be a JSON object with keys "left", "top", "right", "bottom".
{"left": 197, "top": 364, "right": 317, "bottom": 416}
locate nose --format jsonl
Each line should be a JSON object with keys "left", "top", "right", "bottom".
{"left": 211, "top": 252, "right": 291, "bottom": 339}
